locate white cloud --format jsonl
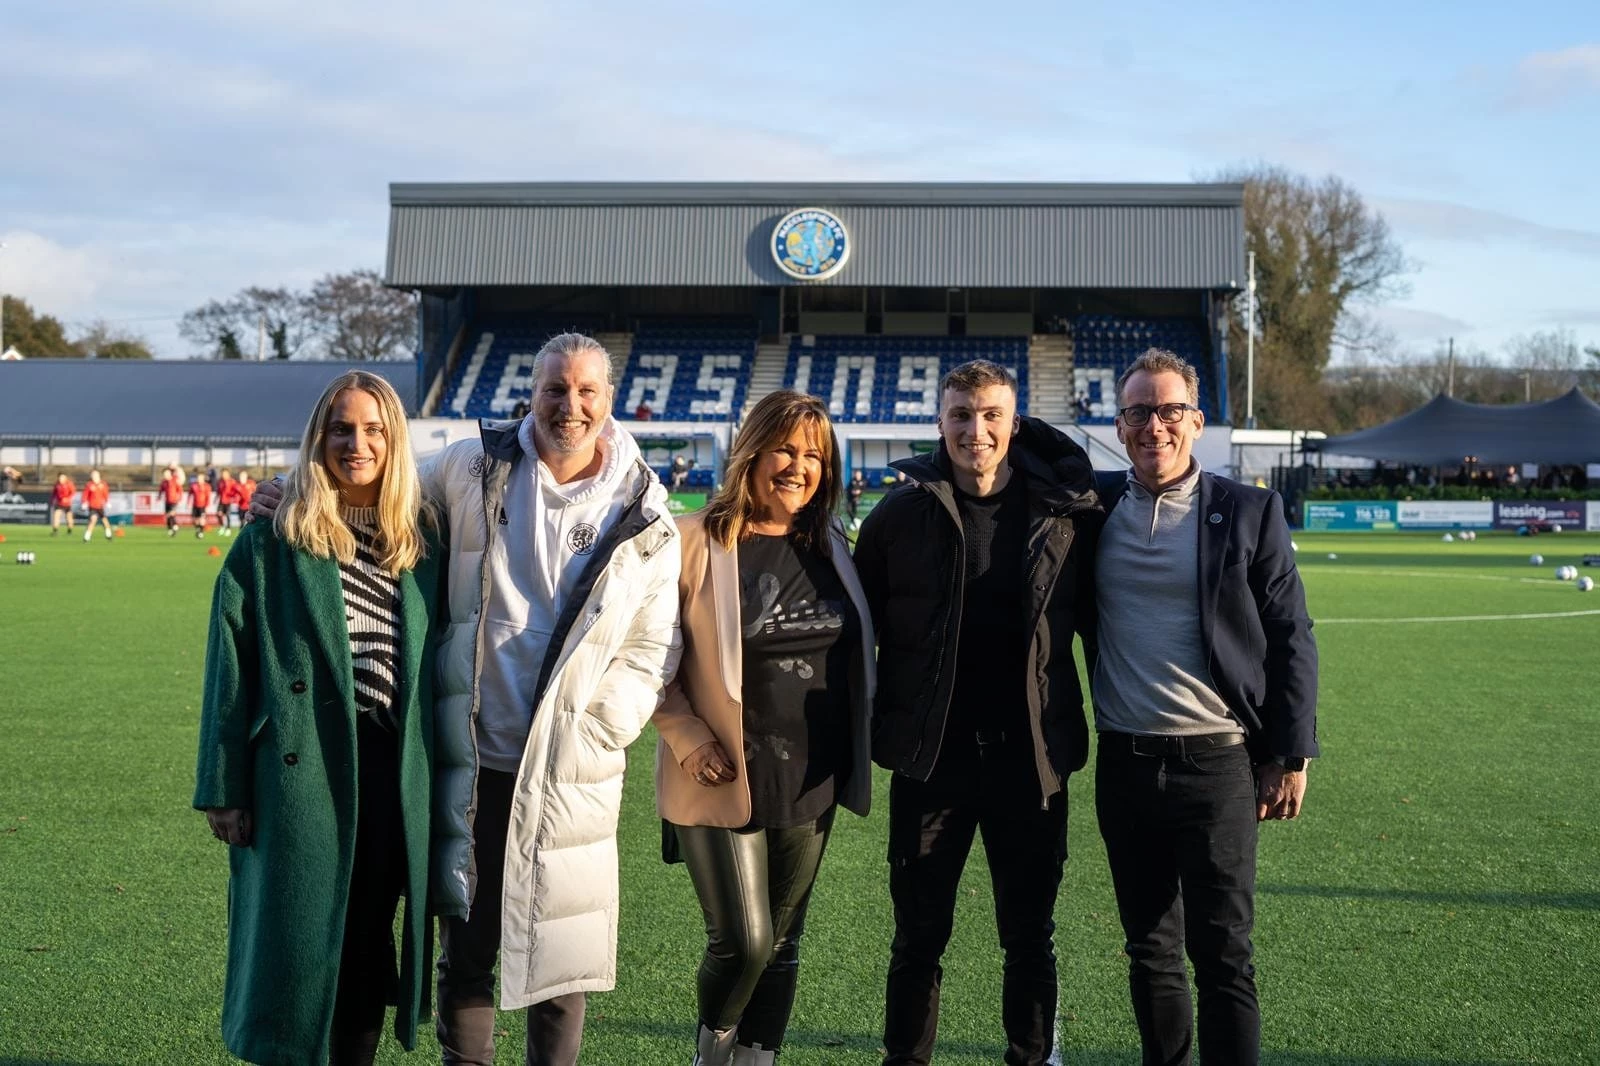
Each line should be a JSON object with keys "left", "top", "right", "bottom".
{"left": 0, "top": 232, "right": 115, "bottom": 316}
{"left": 1509, "top": 43, "right": 1600, "bottom": 107}
{"left": 1375, "top": 197, "right": 1600, "bottom": 257}
{"left": 1367, "top": 305, "right": 1475, "bottom": 343}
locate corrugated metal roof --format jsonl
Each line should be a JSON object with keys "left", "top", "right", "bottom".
{"left": 0, "top": 360, "right": 418, "bottom": 441}
{"left": 387, "top": 183, "right": 1245, "bottom": 290}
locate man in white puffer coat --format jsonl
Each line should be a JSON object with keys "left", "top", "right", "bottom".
{"left": 427, "top": 333, "right": 682, "bottom": 1066}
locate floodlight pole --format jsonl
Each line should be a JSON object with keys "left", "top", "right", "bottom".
{"left": 1245, "top": 250, "right": 1256, "bottom": 429}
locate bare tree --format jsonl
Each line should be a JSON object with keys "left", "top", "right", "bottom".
{"left": 309, "top": 270, "right": 415, "bottom": 361}
{"left": 73, "top": 320, "right": 154, "bottom": 359}
{"left": 179, "top": 287, "right": 314, "bottom": 359}
{"left": 1216, "top": 164, "right": 1412, "bottom": 428}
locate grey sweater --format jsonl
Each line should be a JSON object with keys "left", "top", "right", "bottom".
{"left": 1092, "top": 464, "right": 1242, "bottom": 737}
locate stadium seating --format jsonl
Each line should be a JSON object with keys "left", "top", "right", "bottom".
{"left": 782, "top": 336, "right": 1030, "bottom": 423}
{"left": 439, "top": 315, "right": 608, "bottom": 419}
{"left": 613, "top": 321, "right": 758, "bottom": 421}
{"left": 1068, "top": 315, "right": 1214, "bottom": 423}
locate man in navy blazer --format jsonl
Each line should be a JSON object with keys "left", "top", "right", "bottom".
{"left": 1090, "top": 349, "right": 1317, "bottom": 1066}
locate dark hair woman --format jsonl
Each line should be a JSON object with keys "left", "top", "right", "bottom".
{"left": 653, "top": 389, "right": 876, "bottom": 1065}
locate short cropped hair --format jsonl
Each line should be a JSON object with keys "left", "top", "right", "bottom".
{"left": 1116, "top": 348, "right": 1200, "bottom": 407}
{"left": 939, "top": 359, "right": 1018, "bottom": 399}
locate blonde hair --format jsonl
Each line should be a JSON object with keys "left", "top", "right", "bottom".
{"left": 704, "top": 390, "right": 841, "bottom": 557}
{"left": 275, "top": 371, "right": 432, "bottom": 575}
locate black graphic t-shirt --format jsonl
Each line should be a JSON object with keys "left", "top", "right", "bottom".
{"left": 738, "top": 533, "right": 859, "bottom": 828}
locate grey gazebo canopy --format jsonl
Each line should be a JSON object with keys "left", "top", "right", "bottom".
{"left": 1311, "top": 388, "right": 1600, "bottom": 466}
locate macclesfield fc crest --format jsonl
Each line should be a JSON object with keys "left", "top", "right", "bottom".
{"left": 772, "top": 208, "right": 850, "bottom": 281}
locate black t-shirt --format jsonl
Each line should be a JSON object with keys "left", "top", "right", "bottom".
{"left": 945, "top": 472, "right": 1030, "bottom": 755}
{"left": 738, "top": 533, "right": 859, "bottom": 827}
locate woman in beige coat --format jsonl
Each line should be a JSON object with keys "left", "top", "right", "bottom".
{"left": 654, "top": 390, "right": 875, "bottom": 1066}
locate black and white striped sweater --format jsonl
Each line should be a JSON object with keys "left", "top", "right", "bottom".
{"left": 339, "top": 507, "right": 401, "bottom": 733}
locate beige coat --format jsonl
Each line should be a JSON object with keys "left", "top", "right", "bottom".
{"left": 654, "top": 512, "right": 876, "bottom": 828}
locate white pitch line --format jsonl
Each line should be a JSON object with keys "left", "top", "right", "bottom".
{"left": 1319, "top": 609, "right": 1600, "bottom": 625}
{"left": 1302, "top": 566, "right": 1578, "bottom": 587}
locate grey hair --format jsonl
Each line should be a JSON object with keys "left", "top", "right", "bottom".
{"left": 1115, "top": 348, "right": 1200, "bottom": 407}
{"left": 532, "top": 332, "right": 614, "bottom": 387}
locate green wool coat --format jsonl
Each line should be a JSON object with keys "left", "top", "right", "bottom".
{"left": 193, "top": 518, "right": 444, "bottom": 1066}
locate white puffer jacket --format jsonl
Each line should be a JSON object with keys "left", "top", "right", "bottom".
{"left": 425, "top": 417, "right": 682, "bottom": 1009}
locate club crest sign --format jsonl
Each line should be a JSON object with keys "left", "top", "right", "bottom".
{"left": 771, "top": 208, "right": 850, "bottom": 281}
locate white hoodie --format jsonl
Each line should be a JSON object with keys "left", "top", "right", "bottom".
{"left": 476, "top": 418, "right": 629, "bottom": 771}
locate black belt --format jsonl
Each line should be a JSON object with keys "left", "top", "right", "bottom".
{"left": 1100, "top": 731, "right": 1247, "bottom": 757}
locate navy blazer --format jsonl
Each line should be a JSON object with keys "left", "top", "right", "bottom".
{"left": 1095, "top": 469, "right": 1319, "bottom": 761}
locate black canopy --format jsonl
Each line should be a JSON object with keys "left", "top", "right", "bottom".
{"left": 1311, "top": 388, "right": 1600, "bottom": 466}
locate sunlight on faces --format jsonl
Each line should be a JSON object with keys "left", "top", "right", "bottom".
{"left": 1116, "top": 369, "right": 1203, "bottom": 492}
{"left": 749, "top": 421, "right": 825, "bottom": 531}
{"left": 322, "top": 388, "right": 388, "bottom": 507}
{"left": 938, "top": 383, "right": 1019, "bottom": 486}
{"left": 534, "top": 349, "right": 612, "bottom": 456}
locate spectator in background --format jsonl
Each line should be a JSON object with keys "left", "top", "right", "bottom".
{"left": 510, "top": 400, "right": 531, "bottom": 420}
{"left": 846, "top": 469, "right": 866, "bottom": 530}
{"left": 1075, "top": 392, "right": 1092, "bottom": 421}
{"left": 238, "top": 472, "right": 257, "bottom": 515}
{"left": 161, "top": 466, "right": 186, "bottom": 537}
{"left": 1, "top": 465, "right": 20, "bottom": 494}
{"left": 671, "top": 454, "right": 692, "bottom": 493}
{"left": 1504, "top": 466, "right": 1519, "bottom": 488}
{"left": 50, "top": 473, "right": 76, "bottom": 537}
{"left": 82, "top": 470, "right": 113, "bottom": 542}
{"left": 190, "top": 474, "right": 213, "bottom": 539}
{"left": 216, "top": 470, "right": 242, "bottom": 538}
{"left": 634, "top": 400, "right": 654, "bottom": 421}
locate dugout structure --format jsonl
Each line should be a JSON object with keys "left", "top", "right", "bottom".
{"left": 389, "top": 182, "right": 1246, "bottom": 481}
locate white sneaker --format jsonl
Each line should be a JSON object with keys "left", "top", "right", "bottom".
{"left": 84, "top": 531, "right": 91, "bottom": 542}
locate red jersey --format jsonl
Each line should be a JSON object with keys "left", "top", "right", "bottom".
{"left": 190, "top": 480, "right": 213, "bottom": 509}
{"left": 83, "top": 480, "right": 110, "bottom": 510}
{"left": 238, "top": 478, "right": 256, "bottom": 508}
{"left": 217, "top": 476, "right": 242, "bottom": 507}
{"left": 51, "top": 480, "right": 75, "bottom": 507}
{"left": 161, "top": 475, "right": 185, "bottom": 505}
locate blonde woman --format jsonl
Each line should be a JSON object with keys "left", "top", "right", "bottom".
{"left": 194, "top": 371, "right": 444, "bottom": 1066}
{"left": 655, "top": 390, "right": 876, "bottom": 1066}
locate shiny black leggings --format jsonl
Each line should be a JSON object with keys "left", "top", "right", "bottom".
{"left": 674, "top": 809, "right": 835, "bottom": 1049}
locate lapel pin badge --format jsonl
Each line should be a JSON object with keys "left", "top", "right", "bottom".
{"left": 1209, "top": 513, "right": 1223, "bottom": 524}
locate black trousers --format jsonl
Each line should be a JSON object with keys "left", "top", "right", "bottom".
{"left": 328, "top": 717, "right": 407, "bottom": 1066}
{"left": 1095, "top": 737, "right": 1260, "bottom": 1066}
{"left": 882, "top": 733, "right": 1068, "bottom": 1066}
{"left": 675, "top": 810, "right": 835, "bottom": 1050}
{"left": 436, "top": 768, "right": 587, "bottom": 1066}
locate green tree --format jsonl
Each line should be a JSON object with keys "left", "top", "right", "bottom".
{"left": 0, "top": 295, "right": 74, "bottom": 357}
{"left": 1218, "top": 164, "right": 1411, "bottom": 428}
{"left": 179, "top": 287, "right": 314, "bottom": 360}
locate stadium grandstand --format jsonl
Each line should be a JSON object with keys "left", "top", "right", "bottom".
{"left": 0, "top": 181, "right": 1245, "bottom": 499}
{"left": 391, "top": 181, "right": 1243, "bottom": 484}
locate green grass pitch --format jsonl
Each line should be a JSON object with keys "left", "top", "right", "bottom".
{"left": 1, "top": 525, "right": 1597, "bottom": 1064}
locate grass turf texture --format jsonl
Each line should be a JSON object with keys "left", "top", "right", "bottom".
{"left": 1, "top": 525, "right": 1596, "bottom": 1065}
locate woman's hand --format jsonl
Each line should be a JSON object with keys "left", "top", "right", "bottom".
{"left": 206, "top": 807, "right": 253, "bottom": 847}
{"left": 681, "top": 741, "right": 736, "bottom": 788}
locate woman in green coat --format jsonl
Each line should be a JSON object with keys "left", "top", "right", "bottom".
{"left": 194, "top": 370, "right": 443, "bottom": 1066}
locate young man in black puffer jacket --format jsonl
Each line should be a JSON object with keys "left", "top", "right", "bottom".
{"left": 853, "top": 359, "right": 1102, "bottom": 1066}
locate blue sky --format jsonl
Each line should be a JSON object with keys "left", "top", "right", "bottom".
{"left": 2, "top": 0, "right": 1596, "bottom": 362}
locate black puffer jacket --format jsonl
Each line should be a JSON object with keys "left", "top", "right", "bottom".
{"left": 853, "top": 417, "right": 1102, "bottom": 804}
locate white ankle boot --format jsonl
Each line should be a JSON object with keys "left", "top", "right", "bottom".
{"left": 693, "top": 1024, "right": 739, "bottom": 1066}
{"left": 732, "top": 1043, "right": 776, "bottom": 1065}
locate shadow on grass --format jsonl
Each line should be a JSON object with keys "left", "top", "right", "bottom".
{"left": 1260, "top": 882, "right": 1600, "bottom": 910}
{"left": 587, "top": 1020, "right": 1520, "bottom": 1065}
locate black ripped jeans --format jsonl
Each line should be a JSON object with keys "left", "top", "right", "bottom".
{"left": 674, "top": 809, "right": 836, "bottom": 1051}
{"left": 882, "top": 731, "right": 1069, "bottom": 1066}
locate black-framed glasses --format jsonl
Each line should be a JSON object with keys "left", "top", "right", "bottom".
{"left": 1117, "top": 403, "right": 1198, "bottom": 427}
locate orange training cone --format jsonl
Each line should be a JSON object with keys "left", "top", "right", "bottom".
{"left": 207, "top": 546, "right": 222, "bottom": 557}
{"left": 114, "top": 527, "right": 126, "bottom": 538}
